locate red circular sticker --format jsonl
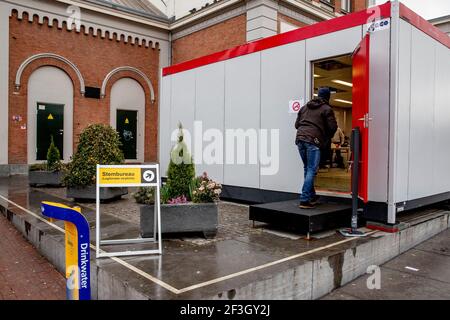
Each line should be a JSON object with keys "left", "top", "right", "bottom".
{"left": 292, "top": 101, "right": 301, "bottom": 112}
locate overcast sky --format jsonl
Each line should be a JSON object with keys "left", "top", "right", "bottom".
{"left": 376, "top": 0, "right": 450, "bottom": 19}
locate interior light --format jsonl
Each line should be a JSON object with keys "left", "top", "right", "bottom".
{"left": 313, "top": 74, "right": 321, "bottom": 78}
{"left": 332, "top": 79, "right": 353, "bottom": 87}
{"left": 334, "top": 99, "right": 353, "bottom": 105}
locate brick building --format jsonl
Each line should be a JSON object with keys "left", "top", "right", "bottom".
{"left": 171, "top": 0, "right": 369, "bottom": 64}
{"left": 0, "top": 0, "right": 368, "bottom": 175}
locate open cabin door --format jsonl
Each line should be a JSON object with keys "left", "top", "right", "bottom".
{"left": 352, "top": 35, "right": 370, "bottom": 202}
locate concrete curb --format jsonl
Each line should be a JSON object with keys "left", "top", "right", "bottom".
{"left": 212, "top": 213, "right": 450, "bottom": 300}
{"left": 0, "top": 165, "right": 28, "bottom": 177}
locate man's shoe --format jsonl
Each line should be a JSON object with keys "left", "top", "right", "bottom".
{"left": 310, "top": 195, "right": 320, "bottom": 205}
{"left": 299, "top": 201, "right": 316, "bottom": 209}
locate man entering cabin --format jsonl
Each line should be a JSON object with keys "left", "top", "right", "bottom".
{"left": 295, "top": 87, "right": 338, "bottom": 209}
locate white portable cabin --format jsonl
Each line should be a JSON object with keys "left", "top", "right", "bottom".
{"left": 160, "top": 1, "right": 450, "bottom": 225}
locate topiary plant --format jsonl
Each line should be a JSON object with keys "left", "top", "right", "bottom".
{"left": 166, "top": 123, "right": 195, "bottom": 200}
{"left": 47, "top": 135, "right": 62, "bottom": 172}
{"left": 65, "top": 124, "right": 124, "bottom": 187}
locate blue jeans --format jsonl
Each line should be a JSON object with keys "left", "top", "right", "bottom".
{"left": 297, "top": 141, "right": 321, "bottom": 202}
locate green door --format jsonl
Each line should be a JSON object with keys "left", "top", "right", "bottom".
{"left": 36, "top": 103, "right": 64, "bottom": 161}
{"left": 116, "top": 110, "right": 138, "bottom": 160}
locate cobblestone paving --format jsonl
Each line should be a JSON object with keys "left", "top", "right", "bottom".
{"left": 183, "top": 202, "right": 265, "bottom": 245}
{"left": 37, "top": 187, "right": 265, "bottom": 246}
{"left": 0, "top": 215, "right": 66, "bottom": 300}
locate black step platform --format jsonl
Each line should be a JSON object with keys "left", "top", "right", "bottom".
{"left": 249, "top": 200, "right": 352, "bottom": 235}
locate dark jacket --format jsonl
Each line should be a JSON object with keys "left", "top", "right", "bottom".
{"left": 295, "top": 98, "right": 338, "bottom": 148}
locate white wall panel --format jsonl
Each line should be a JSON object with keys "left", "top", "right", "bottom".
{"left": 408, "top": 28, "right": 436, "bottom": 199}
{"left": 224, "top": 54, "right": 261, "bottom": 188}
{"left": 159, "top": 75, "right": 172, "bottom": 175}
{"left": 169, "top": 70, "right": 196, "bottom": 175}
{"left": 432, "top": 43, "right": 450, "bottom": 194}
{"left": 394, "top": 20, "right": 412, "bottom": 203}
{"left": 305, "top": 26, "right": 363, "bottom": 101}
{"left": 260, "top": 41, "right": 306, "bottom": 193}
{"left": 194, "top": 63, "right": 225, "bottom": 183}
{"left": 368, "top": 27, "right": 391, "bottom": 202}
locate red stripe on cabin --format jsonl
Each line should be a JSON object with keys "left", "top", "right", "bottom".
{"left": 163, "top": 2, "right": 392, "bottom": 77}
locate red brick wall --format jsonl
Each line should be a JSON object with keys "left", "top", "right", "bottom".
{"left": 334, "top": 0, "right": 342, "bottom": 13}
{"left": 353, "top": 0, "right": 368, "bottom": 12}
{"left": 172, "top": 14, "right": 247, "bottom": 65}
{"left": 311, "top": 0, "right": 367, "bottom": 13}
{"left": 8, "top": 11, "right": 160, "bottom": 164}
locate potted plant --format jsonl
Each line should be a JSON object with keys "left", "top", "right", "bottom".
{"left": 65, "top": 124, "right": 127, "bottom": 202}
{"left": 136, "top": 124, "right": 221, "bottom": 239}
{"left": 29, "top": 136, "right": 66, "bottom": 187}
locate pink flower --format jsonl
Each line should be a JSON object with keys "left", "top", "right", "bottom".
{"left": 168, "top": 195, "right": 188, "bottom": 204}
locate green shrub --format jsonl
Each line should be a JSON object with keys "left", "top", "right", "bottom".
{"left": 166, "top": 123, "right": 195, "bottom": 199}
{"left": 29, "top": 136, "right": 65, "bottom": 172}
{"left": 65, "top": 124, "right": 124, "bottom": 187}
{"left": 160, "top": 184, "right": 172, "bottom": 204}
{"left": 47, "top": 135, "right": 62, "bottom": 171}
{"left": 133, "top": 187, "right": 155, "bottom": 205}
{"left": 189, "top": 176, "right": 201, "bottom": 201}
{"left": 29, "top": 163, "right": 47, "bottom": 172}
{"left": 134, "top": 184, "right": 173, "bottom": 205}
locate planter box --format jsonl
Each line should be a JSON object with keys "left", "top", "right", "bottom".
{"left": 67, "top": 186, "right": 128, "bottom": 202}
{"left": 29, "top": 171, "right": 65, "bottom": 187}
{"left": 140, "top": 203, "right": 218, "bottom": 239}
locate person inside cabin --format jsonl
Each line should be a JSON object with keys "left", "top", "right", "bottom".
{"left": 295, "top": 87, "right": 338, "bottom": 209}
{"left": 332, "top": 127, "right": 345, "bottom": 169}
{"left": 319, "top": 137, "right": 332, "bottom": 170}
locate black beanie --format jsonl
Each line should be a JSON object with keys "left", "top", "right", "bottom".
{"left": 318, "top": 87, "right": 331, "bottom": 102}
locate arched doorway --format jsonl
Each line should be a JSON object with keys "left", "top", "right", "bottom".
{"left": 27, "top": 66, "right": 74, "bottom": 163}
{"left": 110, "top": 78, "right": 146, "bottom": 163}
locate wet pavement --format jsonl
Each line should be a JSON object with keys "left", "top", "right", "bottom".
{"left": 323, "top": 229, "right": 450, "bottom": 300}
{"left": 0, "top": 214, "right": 66, "bottom": 300}
{"left": 40, "top": 186, "right": 263, "bottom": 246}
{"left": 0, "top": 175, "right": 448, "bottom": 300}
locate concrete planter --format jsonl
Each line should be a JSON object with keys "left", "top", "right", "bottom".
{"left": 29, "top": 171, "right": 65, "bottom": 187}
{"left": 67, "top": 186, "right": 128, "bottom": 202}
{"left": 140, "top": 202, "right": 218, "bottom": 238}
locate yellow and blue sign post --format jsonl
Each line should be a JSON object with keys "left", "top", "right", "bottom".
{"left": 41, "top": 202, "right": 91, "bottom": 300}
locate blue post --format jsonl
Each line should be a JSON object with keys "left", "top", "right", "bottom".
{"left": 41, "top": 202, "right": 91, "bottom": 300}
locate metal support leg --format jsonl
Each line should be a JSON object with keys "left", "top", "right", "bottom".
{"left": 340, "top": 127, "right": 367, "bottom": 238}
